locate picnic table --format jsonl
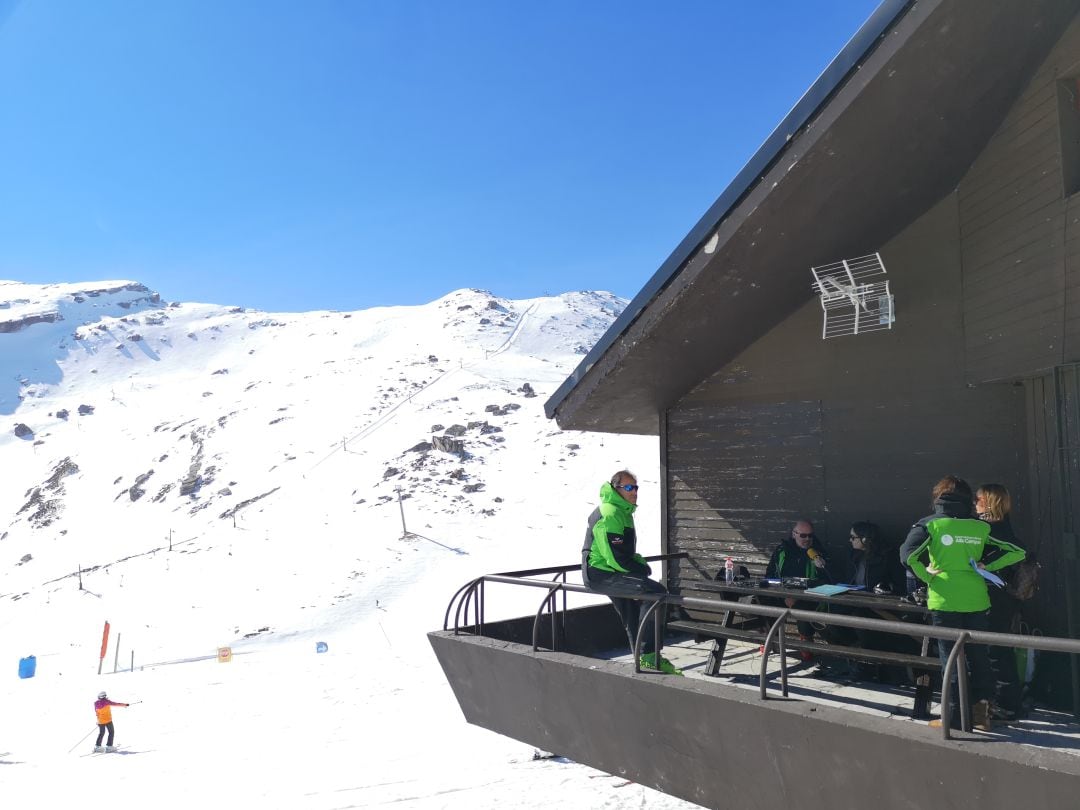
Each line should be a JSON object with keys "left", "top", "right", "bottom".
{"left": 668, "top": 579, "right": 938, "bottom": 717}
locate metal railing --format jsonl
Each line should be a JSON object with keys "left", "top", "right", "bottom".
{"left": 442, "top": 557, "right": 1080, "bottom": 740}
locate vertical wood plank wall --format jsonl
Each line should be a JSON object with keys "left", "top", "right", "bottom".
{"left": 960, "top": 18, "right": 1080, "bottom": 382}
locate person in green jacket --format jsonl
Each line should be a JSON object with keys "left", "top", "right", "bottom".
{"left": 900, "top": 475, "right": 1026, "bottom": 731}
{"left": 582, "top": 470, "right": 680, "bottom": 675}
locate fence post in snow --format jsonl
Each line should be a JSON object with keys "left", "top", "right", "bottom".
{"left": 113, "top": 633, "right": 121, "bottom": 673}
{"left": 395, "top": 487, "right": 408, "bottom": 538}
{"left": 77, "top": 562, "right": 83, "bottom": 590}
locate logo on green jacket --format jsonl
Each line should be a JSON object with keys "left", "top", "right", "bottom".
{"left": 940, "top": 533, "right": 980, "bottom": 546}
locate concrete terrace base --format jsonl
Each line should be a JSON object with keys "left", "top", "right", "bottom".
{"left": 430, "top": 623, "right": 1080, "bottom": 810}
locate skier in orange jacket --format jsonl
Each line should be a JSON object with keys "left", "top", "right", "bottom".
{"left": 93, "top": 691, "right": 129, "bottom": 752}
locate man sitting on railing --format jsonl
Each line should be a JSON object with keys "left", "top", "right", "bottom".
{"left": 582, "top": 470, "right": 682, "bottom": 675}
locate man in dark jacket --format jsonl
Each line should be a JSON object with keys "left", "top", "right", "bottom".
{"left": 582, "top": 469, "right": 679, "bottom": 675}
{"left": 764, "top": 520, "right": 830, "bottom": 648}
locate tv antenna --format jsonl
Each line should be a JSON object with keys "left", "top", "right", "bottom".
{"left": 810, "top": 253, "right": 894, "bottom": 339}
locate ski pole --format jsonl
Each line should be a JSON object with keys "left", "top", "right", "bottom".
{"left": 67, "top": 727, "right": 97, "bottom": 754}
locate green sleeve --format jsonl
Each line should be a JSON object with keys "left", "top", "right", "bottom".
{"left": 905, "top": 536, "right": 933, "bottom": 584}
{"left": 982, "top": 536, "right": 1025, "bottom": 572}
{"left": 592, "top": 521, "right": 630, "bottom": 573}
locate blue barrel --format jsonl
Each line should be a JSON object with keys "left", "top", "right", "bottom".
{"left": 18, "top": 655, "right": 36, "bottom": 679}
{"left": 315, "top": 642, "right": 328, "bottom": 654}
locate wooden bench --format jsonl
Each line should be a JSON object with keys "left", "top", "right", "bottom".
{"left": 666, "top": 584, "right": 940, "bottom": 718}
{"left": 668, "top": 618, "right": 942, "bottom": 676}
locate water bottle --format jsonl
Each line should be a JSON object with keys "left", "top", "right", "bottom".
{"left": 724, "top": 557, "right": 735, "bottom": 584}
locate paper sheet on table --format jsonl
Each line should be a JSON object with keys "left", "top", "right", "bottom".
{"left": 971, "top": 558, "right": 1005, "bottom": 587}
{"left": 804, "top": 584, "right": 858, "bottom": 596}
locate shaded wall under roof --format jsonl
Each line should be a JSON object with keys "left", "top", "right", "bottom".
{"left": 548, "top": 0, "right": 1080, "bottom": 434}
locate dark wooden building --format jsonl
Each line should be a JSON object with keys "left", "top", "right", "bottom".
{"left": 432, "top": 4, "right": 1080, "bottom": 808}
{"left": 547, "top": 0, "right": 1080, "bottom": 659}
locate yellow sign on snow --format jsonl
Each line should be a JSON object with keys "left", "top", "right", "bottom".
{"left": 217, "top": 647, "right": 232, "bottom": 663}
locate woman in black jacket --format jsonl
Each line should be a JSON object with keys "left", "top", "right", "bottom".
{"left": 824, "top": 522, "right": 913, "bottom": 680}
{"left": 848, "top": 521, "right": 906, "bottom": 595}
{"left": 977, "top": 483, "right": 1027, "bottom": 718}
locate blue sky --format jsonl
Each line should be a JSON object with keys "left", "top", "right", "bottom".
{"left": 0, "top": 1, "right": 880, "bottom": 312}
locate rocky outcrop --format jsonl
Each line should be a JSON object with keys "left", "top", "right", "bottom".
{"left": 432, "top": 436, "right": 465, "bottom": 456}
{"left": 17, "top": 457, "right": 79, "bottom": 528}
{"left": 0, "top": 312, "right": 62, "bottom": 334}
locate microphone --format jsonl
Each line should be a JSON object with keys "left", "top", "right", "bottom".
{"left": 806, "top": 547, "right": 831, "bottom": 579}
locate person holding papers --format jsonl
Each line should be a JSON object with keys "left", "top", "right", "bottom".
{"left": 900, "top": 476, "right": 1026, "bottom": 731}
{"left": 976, "top": 483, "right": 1028, "bottom": 720}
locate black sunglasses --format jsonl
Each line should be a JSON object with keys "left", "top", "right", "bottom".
{"left": 794, "top": 531, "right": 813, "bottom": 539}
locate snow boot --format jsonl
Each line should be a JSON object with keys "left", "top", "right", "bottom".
{"left": 639, "top": 652, "right": 684, "bottom": 676}
{"left": 105, "top": 745, "right": 117, "bottom": 752}
{"left": 93, "top": 745, "right": 105, "bottom": 753}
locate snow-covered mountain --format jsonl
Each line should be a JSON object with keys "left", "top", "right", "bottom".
{"left": 0, "top": 280, "right": 689, "bottom": 810}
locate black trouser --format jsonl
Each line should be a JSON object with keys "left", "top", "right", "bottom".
{"left": 585, "top": 568, "right": 668, "bottom": 655}
{"left": 96, "top": 722, "right": 115, "bottom": 746}
{"left": 932, "top": 609, "right": 994, "bottom": 707}
{"left": 759, "top": 596, "right": 818, "bottom": 640}
{"left": 988, "top": 589, "right": 1023, "bottom": 712}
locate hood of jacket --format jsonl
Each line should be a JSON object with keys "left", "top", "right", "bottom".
{"left": 599, "top": 481, "right": 636, "bottom": 515}
{"left": 933, "top": 491, "right": 973, "bottom": 519}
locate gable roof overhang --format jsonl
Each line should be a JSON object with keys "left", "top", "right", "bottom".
{"left": 545, "top": 0, "right": 1080, "bottom": 435}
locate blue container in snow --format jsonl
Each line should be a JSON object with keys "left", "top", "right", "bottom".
{"left": 315, "top": 642, "right": 328, "bottom": 654}
{"left": 18, "top": 655, "right": 36, "bottom": 679}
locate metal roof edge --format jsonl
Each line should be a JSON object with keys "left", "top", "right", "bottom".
{"left": 544, "top": 0, "right": 916, "bottom": 421}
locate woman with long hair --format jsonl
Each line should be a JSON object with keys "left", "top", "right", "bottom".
{"left": 823, "top": 522, "right": 910, "bottom": 680}
{"left": 848, "top": 521, "right": 905, "bottom": 594}
{"left": 976, "top": 483, "right": 1027, "bottom": 719}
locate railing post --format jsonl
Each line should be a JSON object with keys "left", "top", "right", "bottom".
{"left": 532, "top": 584, "right": 561, "bottom": 652}
{"left": 940, "top": 631, "right": 971, "bottom": 740}
{"left": 654, "top": 596, "right": 663, "bottom": 662}
{"left": 957, "top": 643, "right": 971, "bottom": 732}
{"left": 549, "top": 588, "right": 558, "bottom": 651}
{"left": 779, "top": 619, "right": 789, "bottom": 698}
{"left": 760, "top": 610, "right": 791, "bottom": 699}
{"left": 634, "top": 597, "right": 665, "bottom": 672}
{"left": 478, "top": 579, "right": 485, "bottom": 637}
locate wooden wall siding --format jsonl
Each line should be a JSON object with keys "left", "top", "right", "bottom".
{"left": 960, "top": 17, "right": 1080, "bottom": 382}
{"left": 665, "top": 195, "right": 1029, "bottom": 600}
{"left": 1065, "top": 194, "right": 1080, "bottom": 353}
{"left": 665, "top": 401, "right": 823, "bottom": 592}
{"left": 1024, "top": 372, "right": 1069, "bottom": 638}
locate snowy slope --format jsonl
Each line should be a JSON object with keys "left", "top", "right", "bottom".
{"left": 0, "top": 280, "right": 695, "bottom": 810}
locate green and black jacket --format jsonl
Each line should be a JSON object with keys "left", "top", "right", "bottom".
{"left": 900, "top": 493, "right": 1026, "bottom": 612}
{"left": 765, "top": 537, "right": 829, "bottom": 582}
{"left": 582, "top": 482, "right": 649, "bottom": 577}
